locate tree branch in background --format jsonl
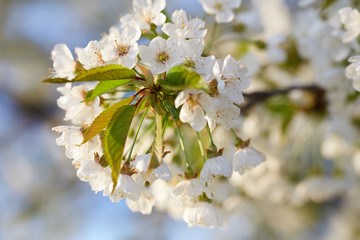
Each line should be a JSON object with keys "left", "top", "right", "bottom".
{"left": 241, "top": 84, "right": 326, "bottom": 114}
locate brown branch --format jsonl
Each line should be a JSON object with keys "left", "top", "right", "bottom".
{"left": 241, "top": 84, "right": 326, "bottom": 113}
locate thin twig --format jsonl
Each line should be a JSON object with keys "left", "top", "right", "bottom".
{"left": 241, "top": 84, "right": 325, "bottom": 113}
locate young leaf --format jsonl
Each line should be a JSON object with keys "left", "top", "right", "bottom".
{"left": 85, "top": 79, "right": 133, "bottom": 101}
{"left": 163, "top": 65, "right": 208, "bottom": 93}
{"left": 43, "top": 65, "right": 137, "bottom": 84}
{"left": 149, "top": 111, "right": 163, "bottom": 170}
{"left": 42, "top": 78, "right": 70, "bottom": 83}
{"left": 82, "top": 97, "right": 134, "bottom": 144}
{"left": 103, "top": 105, "right": 136, "bottom": 189}
{"left": 74, "top": 65, "right": 136, "bottom": 82}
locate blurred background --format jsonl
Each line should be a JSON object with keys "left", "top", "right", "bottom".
{"left": 0, "top": 0, "right": 243, "bottom": 239}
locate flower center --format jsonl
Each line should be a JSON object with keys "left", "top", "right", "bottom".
{"left": 209, "top": 79, "right": 219, "bottom": 97}
{"left": 184, "top": 59, "right": 196, "bottom": 69}
{"left": 94, "top": 51, "right": 105, "bottom": 64}
{"left": 117, "top": 45, "right": 129, "bottom": 57}
{"left": 156, "top": 51, "right": 170, "bottom": 64}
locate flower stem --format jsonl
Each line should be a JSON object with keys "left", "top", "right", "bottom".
{"left": 196, "top": 131, "right": 206, "bottom": 163}
{"left": 230, "top": 128, "right": 238, "bottom": 138}
{"left": 126, "top": 107, "right": 149, "bottom": 163}
{"left": 206, "top": 125, "right": 215, "bottom": 147}
{"left": 174, "top": 120, "right": 192, "bottom": 172}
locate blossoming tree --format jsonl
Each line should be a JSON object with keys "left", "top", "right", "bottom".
{"left": 43, "top": 0, "right": 360, "bottom": 235}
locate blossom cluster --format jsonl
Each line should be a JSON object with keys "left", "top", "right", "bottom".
{"left": 47, "top": 0, "right": 266, "bottom": 228}
{"left": 45, "top": 0, "right": 360, "bottom": 236}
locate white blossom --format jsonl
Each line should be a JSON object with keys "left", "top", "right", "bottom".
{"left": 182, "top": 40, "right": 216, "bottom": 80}
{"left": 120, "top": 0, "right": 166, "bottom": 31}
{"left": 292, "top": 177, "right": 349, "bottom": 206}
{"left": 104, "top": 174, "right": 141, "bottom": 202}
{"left": 200, "top": 156, "right": 232, "bottom": 182}
{"left": 172, "top": 179, "right": 212, "bottom": 206}
{"left": 205, "top": 95, "right": 241, "bottom": 131}
{"left": 56, "top": 83, "right": 103, "bottom": 126}
{"left": 101, "top": 25, "right": 141, "bottom": 69}
{"left": 52, "top": 126, "right": 83, "bottom": 159}
{"left": 52, "top": 126, "right": 113, "bottom": 194}
{"left": 126, "top": 187, "right": 155, "bottom": 215}
{"left": 76, "top": 40, "right": 106, "bottom": 70}
{"left": 213, "top": 55, "right": 251, "bottom": 105}
{"left": 51, "top": 44, "right": 76, "bottom": 79}
{"left": 151, "top": 180, "right": 186, "bottom": 219}
{"left": 198, "top": 0, "right": 241, "bottom": 23}
{"left": 139, "top": 36, "right": 183, "bottom": 74}
{"left": 233, "top": 147, "right": 266, "bottom": 174}
{"left": 175, "top": 89, "right": 211, "bottom": 131}
{"left": 345, "top": 56, "right": 360, "bottom": 92}
{"left": 162, "top": 9, "right": 207, "bottom": 41}
{"left": 339, "top": 7, "right": 360, "bottom": 43}
{"left": 77, "top": 161, "right": 112, "bottom": 193}
{"left": 183, "top": 202, "right": 223, "bottom": 228}
{"left": 131, "top": 153, "right": 173, "bottom": 183}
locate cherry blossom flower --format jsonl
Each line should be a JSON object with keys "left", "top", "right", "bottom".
{"left": 175, "top": 89, "right": 211, "bottom": 131}
{"left": 101, "top": 25, "right": 141, "bottom": 69}
{"left": 172, "top": 178, "right": 212, "bottom": 206}
{"left": 213, "top": 55, "right": 251, "bottom": 105}
{"left": 183, "top": 202, "right": 223, "bottom": 228}
{"left": 198, "top": 0, "right": 242, "bottom": 23}
{"left": 52, "top": 126, "right": 83, "bottom": 159}
{"left": 76, "top": 40, "right": 106, "bottom": 70}
{"left": 292, "top": 177, "right": 349, "bottom": 206}
{"left": 345, "top": 56, "right": 360, "bottom": 91}
{"left": 205, "top": 95, "right": 241, "bottom": 131}
{"left": 56, "top": 83, "right": 103, "bottom": 126}
{"left": 200, "top": 156, "right": 233, "bottom": 182}
{"left": 339, "top": 7, "right": 360, "bottom": 43}
{"left": 131, "top": 153, "right": 173, "bottom": 183}
{"left": 52, "top": 126, "right": 113, "bottom": 193}
{"left": 51, "top": 44, "right": 76, "bottom": 79}
{"left": 233, "top": 147, "right": 266, "bottom": 174}
{"left": 182, "top": 40, "right": 216, "bottom": 79}
{"left": 126, "top": 187, "right": 155, "bottom": 215}
{"left": 139, "top": 36, "right": 183, "bottom": 74}
{"left": 104, "top": 174, "right": 142, "bottom": 202}
{"left": 120, "top": 0, "right": 166, "bottom": 31}
{"left": 162, "top": 9, "right": 207, "bottom": 41}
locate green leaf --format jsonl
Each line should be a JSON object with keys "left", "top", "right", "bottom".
{"left": 42, "top": 78, "right": 70, "bottom": 83}
{"left": 162, "top": 65, "right": 208, "bottom": 93}
{"left": 43, "top": 65, "right": 136, "bottom": 84}
{"left": 149, "top": 111, "right": 163, "bottom": 170}
{"left": 74, "top": 65, "right": 136, "bottom": 82}
{"left": 103, "top": 105, "right": 136, "bottom": 190}
{"left": 85, "top": 79, "right": 133, "bottom": 101}
{"left": 82, "top": 97, "right": 134, "bottom": 144}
